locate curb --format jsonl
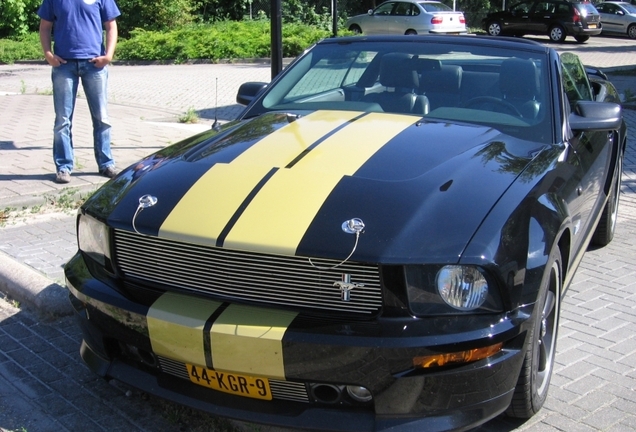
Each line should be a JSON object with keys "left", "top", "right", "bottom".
{"left": 0, "top": 251, "right": 73, "bottom": 320}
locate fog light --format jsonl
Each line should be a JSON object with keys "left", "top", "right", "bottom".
{"left": 346, "top": 385, "right": 372, "bottom": 402}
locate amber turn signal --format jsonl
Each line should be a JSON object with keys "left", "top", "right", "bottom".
{"left": 413, "top": 342, "right": 504, "bottom": 368}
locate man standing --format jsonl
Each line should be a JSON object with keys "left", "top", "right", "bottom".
{"left": 38, "top": 0, "right": 120, "bottom": 184}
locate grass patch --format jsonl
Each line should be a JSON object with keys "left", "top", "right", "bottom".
{"left": 0, "top": 188, "right": 95, "bottom": 226}
{"left": 179, "top": 107, "right": 199, "bottom": 123}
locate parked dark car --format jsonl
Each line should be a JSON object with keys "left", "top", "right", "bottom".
{"left": 596, "top": 1, "right": 636, "bottom": 38}
{"left": 66, "top": 35, "right": 625, "bottom": 432}
{"left": 483, "top": 0, "right": 602, "bottom": 42}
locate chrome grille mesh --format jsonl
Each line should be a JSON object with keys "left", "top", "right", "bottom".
{"left": 157, "top": 357, "right": 309, "bottom": 402}
{"left": 113, "top": 229, "right": 382, "bottom": 314}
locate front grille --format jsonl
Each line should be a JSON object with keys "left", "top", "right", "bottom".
{"left": 157, "top": 356, "right": 310, "bottom": 402}
{"left": 113, "top": 229, "right": 383, "bottom": 315}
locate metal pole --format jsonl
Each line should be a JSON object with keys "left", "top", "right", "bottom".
{"left": 332, "top": 0, "right": 338, "bottom": 37}
{"left": 271, "top": 0, "right": 283, "bottom": 79}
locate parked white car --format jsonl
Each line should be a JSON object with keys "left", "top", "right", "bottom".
{"left": 346, "top": 0, "right": 467, "bottom": 35}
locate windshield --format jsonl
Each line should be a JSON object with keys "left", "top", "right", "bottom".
{"left": 243, "top": 40, "right": 553, "bottom": 143}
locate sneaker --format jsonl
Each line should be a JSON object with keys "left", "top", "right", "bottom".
{"left": 99, "top": 166, "right": 118, "bottom": 178}
{"left": 55, "top": 171, "right": 71, "bottom": 184}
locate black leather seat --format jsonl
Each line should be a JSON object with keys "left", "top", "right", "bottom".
{"left": 419, "top": 61, "right": 463, "bottom": 110}
{"left": 499, "top": 58, "right": 541, "bottom": 119}
{"left": 362, "top": 53, "right": 429, "bottom": 115}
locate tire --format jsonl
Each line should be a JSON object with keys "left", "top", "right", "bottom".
{"left": 548, "top": 25, "right": 566, "bottom": 42}
{"left": 405, "top": 29, "right": 418, "bottom": 35}
{"left": 349, "top": 24, "right": 362, "bottom": 34}
{"left": 506, "top": 247, "right": 561, "bottom": 418}
{"left": 628, "top": 24, "right": 636, "bottom": 39}
{"left": 592, "top": 147, "right": 623, "bottom": 247}
{"left": 487, "top": 21, "right": 502, "bottom": 36}
{"left": 574, "top": 35, "right": 589, "bottom": 43}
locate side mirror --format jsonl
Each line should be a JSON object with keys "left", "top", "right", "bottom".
{"left": 569, "top": 101, "right": 622, "bottom": 131}
{"left": 236, "top": 82, "right": 268, "bottom": 106}
{"left": 368, "top": 9, "right": 373, "bottom": 15}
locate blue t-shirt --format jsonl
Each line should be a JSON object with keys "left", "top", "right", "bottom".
{"left": 38, "top": 0, "right": 121, "bottom": 59}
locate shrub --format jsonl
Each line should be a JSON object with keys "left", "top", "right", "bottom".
{"left": 0, "top": 0, "right": 41, "bottom": 38}
{"left": 0, "top": 33, "right": 41, "bottom": 64}
{"left": 116, "top": 21, "right": 332, "bottom": 62}
{"left": 115, "top": 0, "right": 194, "bottom": 38}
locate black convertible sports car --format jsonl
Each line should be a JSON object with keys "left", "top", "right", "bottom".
{"left": 66, "top": 35, "right": 625, "bottom": 431}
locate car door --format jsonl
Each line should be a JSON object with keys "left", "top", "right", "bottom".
{"left": 502, "top": 0, "right": 534, "bottom": 34}
{"left": 366, "top": 2, "right": 398, "bottom": 34}
{"left": 561, "top": 53, "right": 615, "bottom": 252}
{"left": 597, "top": 2, "right": 625, "bottom": 33}
{"left": 392, "top": 1, "right": 415, "bottom": 33}
{"left": 529, "top": 0, "right": 556, "bottom": 34}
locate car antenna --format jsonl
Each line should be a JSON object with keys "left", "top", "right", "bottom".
{"left": 212, "top": 77, "right": 221, "bottom": 131}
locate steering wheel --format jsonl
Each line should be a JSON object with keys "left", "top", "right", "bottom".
{"left": 461, "top": 96, "right": 522, "bottom": 117}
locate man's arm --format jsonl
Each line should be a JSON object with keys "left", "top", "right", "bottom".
{"left": 91, "top": 19, "right": 117, "bottom": 68}
{"left": 39, "top": 19, "right": 66, "bottom": 67}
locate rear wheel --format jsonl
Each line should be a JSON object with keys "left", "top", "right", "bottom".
{"left": 592, "top": 147, "right": 622, "bottom": 247}
{"left": 574, "top": 35, "right": 589, "bottom": 43}
{"left": 487, "top": 21, "right": 502, "bottom": 36}
{"left": 405, "top": 29, "right": 418, "bottom": 35}
{"left": 349, "top": 24, "right": 362, "bottom": 34}
{"left": 628, "top": 24, "right": 636, "bottom": 39}
{"left": 506, "top": 247, "right": 561, "bottom": 418}
{"left": 548, "top": 25, "right": 566, "bottom": 42}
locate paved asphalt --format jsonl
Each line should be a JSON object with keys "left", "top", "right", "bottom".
{"left": 0, "top": 35, "right": 636, "bottom": 432}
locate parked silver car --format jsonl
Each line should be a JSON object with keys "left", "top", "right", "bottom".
{"left": 596, "top": 1, "right": 636, "bottom": 38}
{"left": 345, "top": 0, "right": 467, "bottom": 35}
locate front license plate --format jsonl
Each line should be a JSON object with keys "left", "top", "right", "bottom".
{"left": 186, "top": 364, "right": 272, "bottom": 400}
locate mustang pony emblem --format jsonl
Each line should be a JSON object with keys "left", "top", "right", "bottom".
{"left": 334, "top": 274, "right": 364, "bottom": 301}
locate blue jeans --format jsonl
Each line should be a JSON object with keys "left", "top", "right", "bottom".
{"left": 51, "top": 60, "right": 115, "bottom": 174}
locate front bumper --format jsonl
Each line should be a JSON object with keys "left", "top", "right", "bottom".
{"left": 66, "top": 252, "right": 531, "bottom": 432}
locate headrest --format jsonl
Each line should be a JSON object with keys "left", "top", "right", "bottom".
{"left": 500, "top": 58, "right": 540, "bottom": 100}
{"left": 420, "top": 65, "right": 462, "bottom": 92}
{"left": 379, "top": 53, "right": 418, "bottom": 90}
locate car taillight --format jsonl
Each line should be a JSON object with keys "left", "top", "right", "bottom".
{"left": 431, "top": 16, "right": 443, "bottom": 24}
{"left": 573, "top": 8, "right": 581, "bottom": 23}
{"left": 460, "top": 15, "right": 466, "bottom": 24}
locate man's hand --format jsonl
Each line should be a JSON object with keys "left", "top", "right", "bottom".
{"left": 44, "top": 51, "right": 66, "bottom": 67}
{"left": 89, "top": 56, "right": 112, "bottom": 68}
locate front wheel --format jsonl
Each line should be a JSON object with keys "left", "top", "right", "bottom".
{"left": 506, "top": 247, "right": 561, "bottom": 418}
{"left": 549, "top": 25, "right": 566, "bottom": 42}
{"left": 405, "top": 29, "right": 418, "bottom": 35}
{"left": 487, "top": 21, "right": 502, "bottom": 36}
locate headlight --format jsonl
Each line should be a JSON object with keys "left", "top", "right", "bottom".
{"left": 405, "top": 265, "right": 502, "bottom": 315}
{"left": 78, "top": 214, "right": 111, "bottom": 266}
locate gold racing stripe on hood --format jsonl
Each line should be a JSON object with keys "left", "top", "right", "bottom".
{"left": 147, "top": 292, "right": 297, "bottom": 379}
{"left": 223, "top": 112, "right": 418, "bottom": 254}
{"left": 158, "top": 110, "right": 362, "bottom": 245}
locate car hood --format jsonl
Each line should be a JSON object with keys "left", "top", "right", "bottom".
{"left": 88, "top": 110, "right": 545, "bottom": 264}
